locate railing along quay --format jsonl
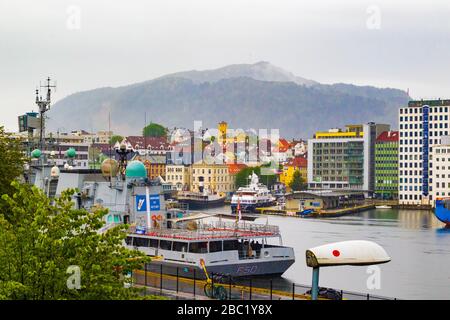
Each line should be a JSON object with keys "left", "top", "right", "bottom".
{"left": 131, "top": 262, "right": 398, "bottom": 301}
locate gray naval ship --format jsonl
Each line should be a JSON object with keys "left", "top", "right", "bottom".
{"left": 27, "top": 148, "right": 295, "bottom": 278}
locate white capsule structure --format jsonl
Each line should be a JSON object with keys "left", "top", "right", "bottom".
{"left": 306, "top": 240, "right": 391, "bottom": 268}
{"left": 50, "top": 166, "right": 60, "bottom": 178}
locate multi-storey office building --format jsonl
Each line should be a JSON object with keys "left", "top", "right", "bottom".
{"left": 398, "top": 100, "right": 450, "bottom": 204}
{"left": 374, "top": 131, "right": 399, "bottom": 199}
{"left": 431, "top": 136, "right": 450, "bottom": 204}
{"left": 307, "top": 123, "right": 389, "bottom": 194}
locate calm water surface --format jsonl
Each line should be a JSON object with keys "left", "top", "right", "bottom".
{"left": 201, "top": 206, "right": 450, "bottom": 299}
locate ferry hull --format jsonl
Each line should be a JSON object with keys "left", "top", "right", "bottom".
{"left": 178, "top": 198, "right": 226, "bottom": 210}
{"left": 434, "top": 199, "right": 450, "bottom": 226}
{"left": 230, "top": 201, "right": 276, "bottom": 213}
{"left": 145, "top": 258, "right": 295, "bottom": 279}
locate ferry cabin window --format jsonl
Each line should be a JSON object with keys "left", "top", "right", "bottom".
{"left": 209, "top": 241, "right": 223, "bottom": 252}
{"left": 134, "top": 237, "right": 150, "bottom": 247}
{"left": 173, "top": 241, "right": 188, "bottom": 252}
{"left": 159, "top": 240, "right": 173, "bottom": 250}
{"left": 223, "top": 240, "right": 239, "bottom": 251}
{"left": 149, "top": 238, "right": 159, "bottom": 248}
{"left": 189, "top": 242, "right": 208, "bottom": 253}
{"left": 125, "top": 236, "right": 133, "bottom": 246}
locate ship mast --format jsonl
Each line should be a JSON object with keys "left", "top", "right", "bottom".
{"left": 35, "top": 77, "right": 56, "bottom": 151}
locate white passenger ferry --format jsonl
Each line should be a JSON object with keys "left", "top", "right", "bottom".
{"left": 231, "top": 172, "right": 276, "bottom": 213}
{"left": 125, "top": 218, "right": 295, "bottom": 277}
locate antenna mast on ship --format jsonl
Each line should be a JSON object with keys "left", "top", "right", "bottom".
{"left": 35, "top": 77, "right": 56, "bottom": 151}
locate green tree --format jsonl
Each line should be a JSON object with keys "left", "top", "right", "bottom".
{"left": 88, "top": 146, "right": 102, "bottom": 169}
{"left": 0, "top": 181, "right": 150, "bottom": 300}
{"left": 289, "top": 170, "right": 306, "bottom": 191}
{"left": 235, "top": 167, "right": 256, "bottom": 189}
{"left": 235, "top": 164, "right": 277, "bottom": 189}
{"left": 0, "top": 126, "right": 25, "bottom": 198}
{"left": 142, "top": 123, "right": 167, "bottom": 138}
{"left": 109, "top": 135, "right": 123, "bottom": 145}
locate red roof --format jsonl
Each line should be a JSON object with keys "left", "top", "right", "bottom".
{"left": 376, "top": 131, "right": 399, "bottom": 142}
{"left": 125, "top": 136, "right": 171, "bottom": 150}
{"left": 227, "top": 163, "right": 247, "bottom": 174}
{"left": 285, "top": 156, "right": 307, "bottom": 168}
{"left": 288, "top": 139, "right": 305, "bottom": 148}
{"left": 278, "top": 139, "right": 290, "bottom": 152}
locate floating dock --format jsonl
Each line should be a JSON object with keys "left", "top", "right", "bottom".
{"left": 256, "top": 204, "right": 375, "bottom": 218}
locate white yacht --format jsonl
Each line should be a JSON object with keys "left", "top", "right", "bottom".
{"left": 231, "top": 172, "right": 276, "bottom": 213}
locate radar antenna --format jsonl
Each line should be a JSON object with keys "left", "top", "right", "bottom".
{"left": 36, "top": 77, "right": 56, "bottom": 150}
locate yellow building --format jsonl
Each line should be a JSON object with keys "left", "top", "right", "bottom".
{"left": 145, "top": 161, "right": 166, "bottom": 180}
{"left": 218, "top": 121, "right": 228, "bottom": 142}
{"left": 134, "top": 155, "right": 166, "bottom": 180}
{"left": 216, "top": 121, "right": 248, "bottom": 145}
{"left": 190, "top": 161, "right": 234, "bottom": 194}
{"left": 279, "top": 157, "right": 308, "bottom": 190}
{"left": 166, "top": 164, "right": 191, "bottom": 191}
{"left": 314, "top": 125, "right": 364, "bottom": 139}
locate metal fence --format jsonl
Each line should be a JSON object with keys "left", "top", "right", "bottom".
{"left": 131, "top": 262, "right": 396, "bottom": 300}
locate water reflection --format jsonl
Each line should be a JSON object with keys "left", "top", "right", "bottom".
{"left": 322, "top": 209, "right": 443, "bottom": 230}
{"left": 200, "top": 206, "right": 450, "bottom": 299}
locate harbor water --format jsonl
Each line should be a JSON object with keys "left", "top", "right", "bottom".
{"left": 200, "top": 207, "right": 450, "bottom": 299}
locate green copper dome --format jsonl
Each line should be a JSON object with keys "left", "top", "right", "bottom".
{"left": 31, "top": 149, "right": 42, "bottom": 159}
{"left": 66, "top": 148, "right": 76, "bottom": 158}
{"left": 125, "top": 161, "right": 147, "bottom": 178}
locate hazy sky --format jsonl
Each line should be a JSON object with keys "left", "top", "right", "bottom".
{"left": 1, "top": 0, "right": 450, "bottom": 132}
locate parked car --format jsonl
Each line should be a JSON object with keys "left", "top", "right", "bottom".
{"left": 305, "top": 287, "right": 342, "bottom": 300}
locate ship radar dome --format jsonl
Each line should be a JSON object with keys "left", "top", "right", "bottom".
{"left": 66, "top": 148, "right": 77, "bottom": 158}
{"left": 101, "top": 159, "right": 119, "bottom": 177}
{"left": 31, "top": 149, "right": 42, "bottom": 159}
{"left": 125, "top": 160, "right": 147, "bottom": 178}
{"left": 50, "top": 166, "right": 60, "bottom": 178}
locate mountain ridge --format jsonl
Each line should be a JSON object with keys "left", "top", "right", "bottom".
{"left": 47, "top": 62, "right": 409, "bottom": 138}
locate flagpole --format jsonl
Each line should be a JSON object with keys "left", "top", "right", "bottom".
{"left": 146, "top": 186, "right": 151, "bottom": 231}
{"left": 236, "top": 194, "right": 242, "bottom": 224}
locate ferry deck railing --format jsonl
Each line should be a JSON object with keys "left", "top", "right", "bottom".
{"left": 128, "top": 220, "right": 280, "bottom": 241}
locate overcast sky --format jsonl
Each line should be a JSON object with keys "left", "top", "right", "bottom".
{"left": 1, "top": 0, "right": 450, "bottom": 132}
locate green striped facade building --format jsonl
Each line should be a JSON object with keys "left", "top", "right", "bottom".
{"left": 375, "top": 131, "right": 399, "bottom": 199}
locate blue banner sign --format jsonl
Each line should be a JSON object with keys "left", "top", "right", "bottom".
{"left": 136, "top": 194, "right": 160, "bottom": 212}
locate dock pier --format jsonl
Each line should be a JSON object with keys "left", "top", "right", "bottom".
{"left": 256, "top": 203, "right": 375, "bottom": 218}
